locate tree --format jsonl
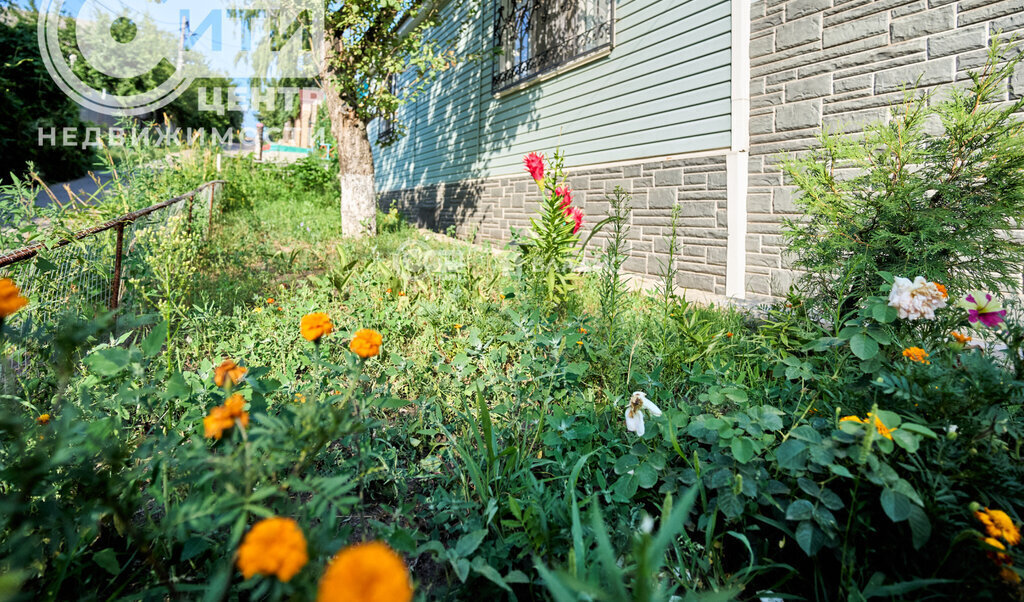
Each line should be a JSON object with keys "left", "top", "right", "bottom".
{"left": 0, "top": 11, "right": 93, "bottom": 182}
{"left": 318, "top": 0, "right": 472, "bottom": 237}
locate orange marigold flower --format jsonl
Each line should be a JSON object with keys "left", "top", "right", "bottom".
{"left": 934, "top": 283, "right": 948, "bottom": 298}
{"left": 951, "top": 331, "right": 972, "bottom": 344}
{"left": 902, "top": 347, "right": 930, "bottom": 364}
{"left": 214, "top": 359, "right": 247, "bottom": 388}
{"left": 0, "top": 278, "right": 29, "bottom": 318}
{"left": 1001, "top": 567, "right": 1021, "bottom": 584}
{"left": 203, "top": 394, "right": 249, "bottom": 440}
{"left": 266, "top": 298, "right": 275, "bottom": 304}
{"left": 350, "top": 329, "right": 382, "bottom": 359}
{"left": 237, "top": 517, "right": 308, "bottom": 582}
{"left": 317, "top": 541, "right": 413, "bottom": 602}
{"left": 36, "top": 413, "right": 50, "bottom": 425}
{"left": 300, "top": 312, "right": 334, "bottom": 342}
{"left": 726, "top": 332, "right": 734, "bottom": 338}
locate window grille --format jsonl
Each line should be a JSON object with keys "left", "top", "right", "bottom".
{"left": 492, "top": 0, "right": 613, "bottom": 94}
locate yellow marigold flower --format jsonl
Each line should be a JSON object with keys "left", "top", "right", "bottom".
{"left": 214, "top": 359, "right": 247, "bottom": 388}
{"left": 868, "top": 413, "right": 896, "bottom": 440}
{"left": 36, "top": 413, "right": 50, "bottom": 425}
{"left": 974, "top": 507, "right": 1022, "bottom": 546}
{"left": 300, "top": 312, "right": 334, "bottom": 342}
{"left": 0, "top": 278, "right": 29, "bottom": 318}
{"left": 579, "top": 326, "right": 587, "bottom": 334}
{"left": 254, "top": 306, "right": 263, "bottom": 314}
{"left": 840, "top": 414, "right": 895, "bottom": 440}
{"left": 1000, "top": 567, "right": 1021, "bottom": 584}
{"left": 951, "top": 331, "right": 971, "bottom": 344}
{"left": 902, "top": 347, "right": 930, "bottom": 364}
{"left": 985, "top": 537, "right": 1007, "bottom": 551}
{"left": 237, "top": 517, "right": 308, "bottom": 582}
{"left": 317, "top": 541, "right": 413, "bottom": 602}
{"left": 454, "top": 323, "right": 462, "bottom": 330}
{"left": 203, "top": 394, "right": 249, "bottom": 440}
{"left": 294, "top": 393, "right": 306, "bottom": 403}
{"left": 349, "top": 329, "right": 382, "bottom": 359}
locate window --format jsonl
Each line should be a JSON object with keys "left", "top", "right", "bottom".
{"left": 492, "top": 0, "right": 613, "bottom": 94}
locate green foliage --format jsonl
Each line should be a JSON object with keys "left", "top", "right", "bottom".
{"left": 4, "top": 145, "right": 1024, "bottom": 601}
{"left": 0, "top": 13, "right": 93, "bottom": 182}
{"left": 783, "top": 38, "right": 1024, "bottom": 305}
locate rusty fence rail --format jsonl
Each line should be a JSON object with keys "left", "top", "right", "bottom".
{"left": 0, "top": 180, "right": 225, "bottom": 338}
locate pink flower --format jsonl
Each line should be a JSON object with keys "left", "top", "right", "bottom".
{"left": 567, "top": 206, "right": 583, "bottom": 234}
{"left": 958, "top": 291, "right": 1007, "bottom": 327}
{"left": 555, "top": 185, "right": 572, "bottom": 212}
{"left": 524, "top": 152, "right": 545, "bottom": 184}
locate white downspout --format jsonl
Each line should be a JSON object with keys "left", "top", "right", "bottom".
{"left": 726, "top": 0, "right": 751, "bottom": 300}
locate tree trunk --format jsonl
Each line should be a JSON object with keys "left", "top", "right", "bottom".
{"left": 321, "top": 73, "right": 377, "bottom": 237}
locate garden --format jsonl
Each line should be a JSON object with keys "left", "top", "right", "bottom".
{"left": 2, "top": 45, "right": 1024, "bottom": 602}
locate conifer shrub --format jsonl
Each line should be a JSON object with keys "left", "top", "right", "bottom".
{"left": 783, "top": 39, "right": 1024, "bottom": 306}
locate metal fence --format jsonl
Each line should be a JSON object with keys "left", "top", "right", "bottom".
{"left": 0, "top": 180, "right": 225, "bottom": 387}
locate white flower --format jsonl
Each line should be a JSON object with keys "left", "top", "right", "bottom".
{"left": 640, "top": 514, "right": 655, "bottom": 534}
{"left": 946, "top": 425, "right": 958, "bottom": 434}
{"left": 887, "top": 276, "right": 948, "bottom": 320}
{"left": 625, "top": 391, "right": 662, "bottom": 437}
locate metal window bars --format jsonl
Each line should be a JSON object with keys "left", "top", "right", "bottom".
{"left": 492, "top": 0, "right": 613, "bottom": 93}
{"left": 0, "top": 180, "right": 225, "bottom": 390}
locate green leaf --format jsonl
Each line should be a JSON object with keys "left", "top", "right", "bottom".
{"left": 775, "top": 439, "right": 808, "bottom": 471}
{"left": 880, "top": 488, "right": 911, "bottom": 522}
{"left": 871, "top": 303, "right": 898, "bottom": 324}
{"left": 454, "top": 529, "right": 487, "bottom": 557}
{"left": 717, "top": 490, "right": 743, "bottom": 519}
{"left": 907, "top": 504, "right": 932, "bottom": 549}
{"left": 142, "top": 321, "right": 168, "bottom": 357}
{"left": 794, "top": 520, "right": 823, "bottom": 556}
{"left": 730, "top": 437, "right": 756, "bottom": 464}
{"left": 85, "top": 347, "right": 132, "bottom": 377}
{"left": 892, "top": 429, "right": 919, "bottom": 453}
{"left": 850, "top": 333, "right": 879, "bottom": 360}
{"left": 471, "top": 557, "right": 511, "bottom": 592}
{"left": 93, "top": 548, "right": 120, "bottom": 575}
{"left": 634, "top": 462, "right": 659, "bottom": 489}
{"left": 786, "top": 499, "right": 815, "bottom": 521}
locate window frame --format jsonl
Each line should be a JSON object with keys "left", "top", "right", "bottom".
{"left": 491, "top": 0, "right": 615, "bottom": 96}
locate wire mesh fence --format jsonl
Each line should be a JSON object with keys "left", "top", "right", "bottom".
{"left": 0, "top": 180, "right": 224, "bottom": 391}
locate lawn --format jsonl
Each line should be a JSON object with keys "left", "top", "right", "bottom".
{"left": 2, "top": 137, "right": 1023, "bottom": 602}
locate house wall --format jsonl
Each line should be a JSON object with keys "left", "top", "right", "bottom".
{"left": 371, "top": 0, "right": 735, "bottom": 189}
{"left": 373, "top": 0, "right": 740, "bottom": 297}
{"left": 744, "top": 0, "right": 1024, "bottom": 301}
{"left": 374, "top": 0, "right": 1024, "bottom": 302}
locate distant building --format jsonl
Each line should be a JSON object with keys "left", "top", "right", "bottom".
{"left": 280, "top": 88, "right": 324, "bottom": 148}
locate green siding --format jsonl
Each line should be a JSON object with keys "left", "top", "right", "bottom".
{"left": 371, "top": 0, "right": 732, "bottom": 191}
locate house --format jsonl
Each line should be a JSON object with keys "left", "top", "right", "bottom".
{"left": 371, "top": 0, "right": 1024, "bottom": 303}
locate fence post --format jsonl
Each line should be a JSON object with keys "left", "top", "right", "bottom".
{"left": 207, "top": 184, "right": 215, "bottom": 238}
{"left": 110, "top": 221, "right": 125, "bottom": 310}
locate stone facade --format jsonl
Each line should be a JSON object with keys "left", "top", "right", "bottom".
{"left": 745, "top": 0, "right": 1024, "bottom": 301}
{"left": 380, "top": 154, "right": 732, "bottom": 296}
{"left": 379, "top": 0, "right": 1024, "bottom": 302}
